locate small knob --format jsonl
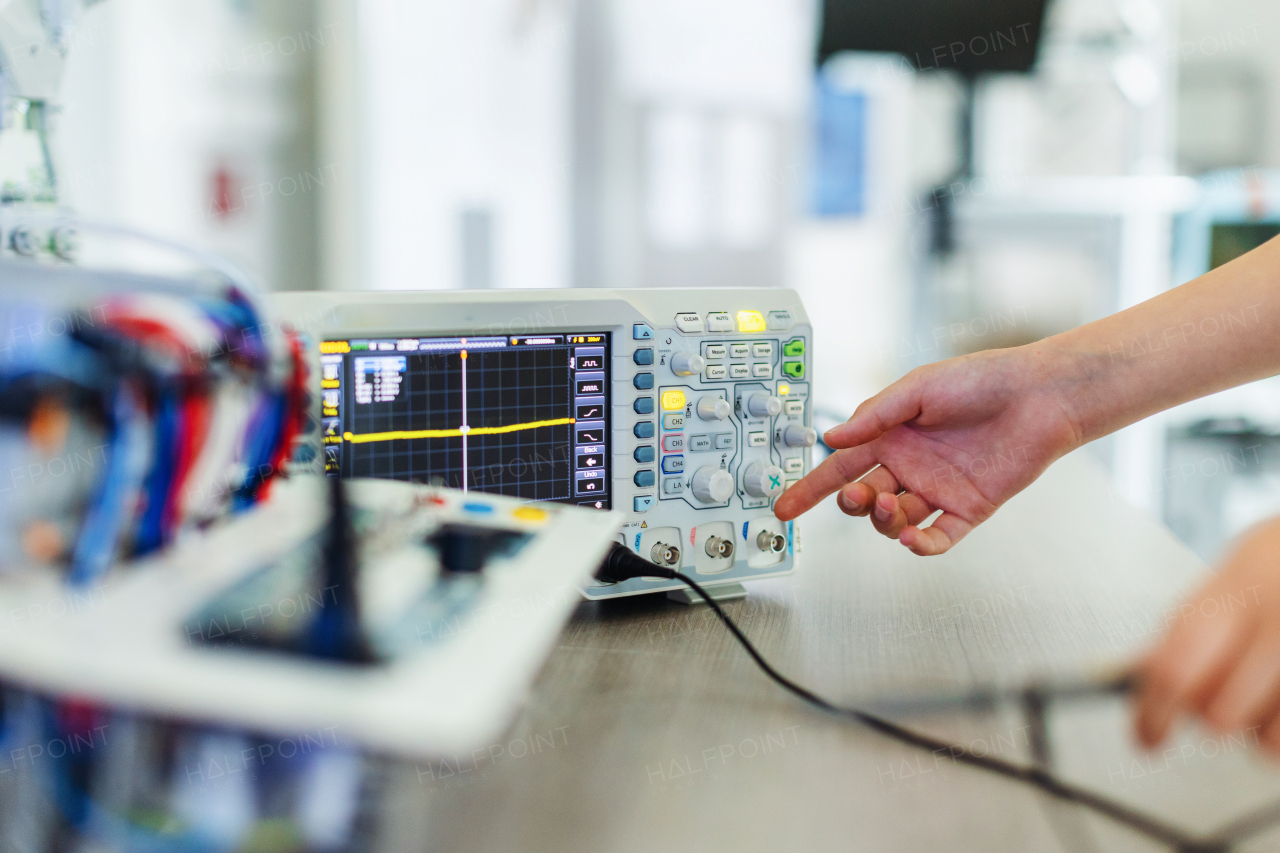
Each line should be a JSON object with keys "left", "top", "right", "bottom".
{"left": 746, "top": 392, "right": 781, "bottom": 418}
{"left": 743, "top": 462, "right": 785, "bottom": 499}
{"left": 697, "top": 396, "right": 731, "bottom": 421}
{"left": 691, "top": 466, "right": 734, "bottom": 503}
{"left": 670, "top": 352, "right": 705, "bottom": 376}
{"left": 783, "top": 425, "right": 817, "bottom": 447}
{"left": 9, "top": 227, "right": 37, "bottom": 257}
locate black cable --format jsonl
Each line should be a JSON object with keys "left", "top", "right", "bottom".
{"left": 594, "top": 543, "right": 1280, "bottom": 853}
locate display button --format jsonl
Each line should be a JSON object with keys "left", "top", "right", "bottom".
{"left": 577, "top": 453, "right": 605, "bottom": 470}
{"left": 752, "top": 363, "right": 772, "bottom": 378}
{"left": 634, "top": 445, "right": 655, "bottom": 463}
{"left": 784, "top": 400, "right": 804, "bottom": 416}
{"left": 662, "top": 434, "right": 685, "bottom": 452}
{"left": 705, "top": 344, "right": 727, "bottom": 360}
{"left": 662, "top": 412, "right": 685, "bottom": 430}
{"left": 634, "top": 495, "right": 654, "bottom": 512}
{"left": 706, "top": 312, "right": 734, "bottom": 332}
{"left": 767, "top": 310, "right": 795, "bottom": 331}
{"left": 662, "top": 477, "right": 685, "bottom": 495}
{"left": 704, "top": 364, "right": 727, "bottom": 381}
{"left": 577, "top": 399, "right": 606, "bottom": 419}
{"left": 634, "top": 470, "right": 656, "bottom": 487}
{"left": 748, "top": 431, "right": 768, "bottom": 447}
{"left": 689, "top": 434, "right": 711, "bottom": 452}
{"left": 633, "top": 372, "right": 654, "bottom": 390}
{"left": 729, "top": 363, "right": 750, "bottom": 379}
{"left": 782, "top": 361, "right": 805, "bottom": 379}
{"left": 633, "top": 324, "right": 654, "bottom": 340}
{"left": 662, "top": 455, "right": 684, "bottom": 474}
{"left": 633, "top": 397, "right": 654, "bottom": 414}
{"left": 729, "top": 343, "right": 750, "bottom": 359}
{"left": 675, "top": 313, "right": 704, "bottom": 333}
{"left": 714, "top": 433, "right": 735, "bottom": 450}
{"left": 633, "top": 348, "right": 654, "bottom": 365}
{"left": 783, "top": 339, "right": 805, "bottom": 357}
{"left": 634, "top": 421, "right": 655, "bottom": 438}
{"left": 752, "top": 342, "right": 773, "bottom": 358}
{"left": 737, "top": 310, "right": 767, "bottom": 332}
{"left": 661, "top": 389, "right": 686, "bottom": 411}
{"left": 784, "top": 457, "right": 803, "bottom": 473}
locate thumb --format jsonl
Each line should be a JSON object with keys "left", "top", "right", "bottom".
{"left": 825, "top": 376, "right": 923, "bottom": 449}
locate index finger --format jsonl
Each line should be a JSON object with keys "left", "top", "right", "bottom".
{"left": 774, "top": 444, "right": 877, "bottom": 521}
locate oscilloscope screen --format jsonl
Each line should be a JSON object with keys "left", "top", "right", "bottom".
{"left": 320, "top": 333, "right": 611, "bottom": 509}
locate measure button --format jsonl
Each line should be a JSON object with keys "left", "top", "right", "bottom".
{"left": 633, "top": 324, "right": 654, "bottom": 340}
{"left": 662, "top": 413, "right": 685, "bottom": 430}
{"left": 748, "top": 431, "right": 768, "bottom": 447}
{"left": 634, "top": 495, "right": 654, "bottom": 512}
{"left": 688, "top": 434, "right": 711, "bottom": 452}
{"left": 662, "top": 434, "right": 685, "bottom": 452}
{"left": 661, "top": 455, "right": 684, "bottom": 474}
{"left": 705, "top": 344, "right": 727, "bottom": 360}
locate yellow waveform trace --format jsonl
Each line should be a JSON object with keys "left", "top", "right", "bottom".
{"left": 343, "top": 416, "right": 576, "bottom": 445}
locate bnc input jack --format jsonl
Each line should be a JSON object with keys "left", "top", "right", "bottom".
{"left": 756, "top": 531, "right": 786, "bottom": 554}
{"left": 705, "top": 536, "right": 734, "bottom": 560}
{"left": 650, "top": 541, "right": 681, "bottom": 567}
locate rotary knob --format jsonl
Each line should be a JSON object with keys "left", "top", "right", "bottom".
{"left": 746, "top": 392, "right": 782, "bottom": 418}
{"left": 691, "top": 466, "right": 734, "bottom": 503}
{"left": 783, "top": 425, "right": 817, "bottom": 447}
{"left": 743, "top": 461, "right": 785, "bottom": 499}
{"left": 670, "top": 352, "right": 705, "bottom": 376}
{"left": 697, "top": 395, "right": 731, "bottom": 421}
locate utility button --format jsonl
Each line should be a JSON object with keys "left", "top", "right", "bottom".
{"left": 705, "top": 344, "right": 727, "bottom": 360}
{"left": 752, "top": 363, "right": 773, "bottom": 378}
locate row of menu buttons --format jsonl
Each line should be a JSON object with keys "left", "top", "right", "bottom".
{"left": 705, "top": 363, "right": 772, "bottom": 381}
{"left": 632, "top": 310, "right": 795, "bottom": 340}
{"left": 706, "top": 343, "right": 772, "bottom": 360}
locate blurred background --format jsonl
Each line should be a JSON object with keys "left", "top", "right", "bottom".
{"left": 8, "top": 0, "right": 1280, "bottom": 558}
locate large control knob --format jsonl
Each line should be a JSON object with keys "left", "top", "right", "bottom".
{"left": 670, "top": 352, "right": 705, "bottom": 377}
{"left": 746, "top": 392, "right": 782, "bottom": 418}
{"left": 743, "top": 462, "right": 786, "bottom": 499}
{"left": 783, "top": 424, "right": 818, "bottom": 447}
{"left": 697, "top": 395, "right": 731, "bottom": 421}
{"left": 691, "top": 466, "right": 735, "bottom": 503}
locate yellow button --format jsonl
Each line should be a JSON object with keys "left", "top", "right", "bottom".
{"left": 511, "top": 506, "right": 548, "bottom": 522}
{"left": 661, "top": 389, "right": 686, "bottom": 411}
{"left": 736, "top": 310, "right": 766, "bottom": 333}
{"left": 777, "top": 384, "right": 790, "bottom": 395}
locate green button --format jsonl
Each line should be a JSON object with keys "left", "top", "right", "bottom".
{"left": 783, "top": 339, "right": 805, "bottom": 357}
{"left": 783, "top": 361, "right": 805, "bottom": 379}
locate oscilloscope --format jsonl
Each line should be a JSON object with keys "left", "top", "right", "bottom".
{"left": 270, "top": 289, "right": 815, "bottom": 601}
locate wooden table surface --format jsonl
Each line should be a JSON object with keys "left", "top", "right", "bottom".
{"left": 376, "top": 451, "right": 1280, "bottom": 852}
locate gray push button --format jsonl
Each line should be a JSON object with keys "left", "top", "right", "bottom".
{"left": 714, "top": 433, "right": 735, "bottom": 450}
{"left": 688, "top": 434, "right": 711, "bottom": 452}
{"left": 661, "top": 455, "right": 684, "bottom": 474}
{"left": 662, "top": 477, "right": 684, "bottom": 495}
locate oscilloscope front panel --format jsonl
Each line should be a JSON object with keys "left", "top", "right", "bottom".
{"left": 270, "top": 289, "right": 814, "bottom": 599}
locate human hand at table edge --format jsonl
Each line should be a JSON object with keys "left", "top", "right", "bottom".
{"left": 1133, "top": 516, "right": 1280, "bottom": 755}
{"left": 772, "top": 344, "right": 1086, "bottom": 556}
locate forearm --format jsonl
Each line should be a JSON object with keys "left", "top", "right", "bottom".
{"left": 1040, "top": 237, "right": 1280, "bottom": 444}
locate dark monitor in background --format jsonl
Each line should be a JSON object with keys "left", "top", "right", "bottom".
{"left": 817, "top": 0, "right": 1051, "bottom": 75}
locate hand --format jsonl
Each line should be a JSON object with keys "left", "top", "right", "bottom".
{"left": 1134, "top": 517, "right": 1280, "bottom": 753}
{"left": 773, "top": 346, "right": 1085, "bottom": 555}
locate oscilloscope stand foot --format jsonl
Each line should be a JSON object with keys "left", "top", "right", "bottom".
{"left": 666, "top": 583, "right": 747, "bottom": 606}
